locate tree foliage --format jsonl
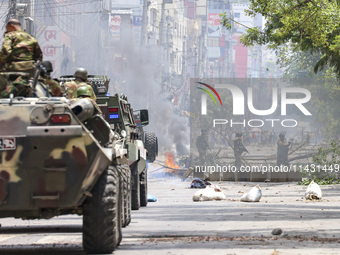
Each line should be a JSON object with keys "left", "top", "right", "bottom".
{"left": 220, "top": 0, "right": 340, "bottom": 78}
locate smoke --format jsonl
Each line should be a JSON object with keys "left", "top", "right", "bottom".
{"left": 27, "top": 1, "right": 190, "bottom": 156}
{"left": 115, "top": 39, "right": 190, "bottom": 156}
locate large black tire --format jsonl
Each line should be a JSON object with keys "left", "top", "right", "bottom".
{"left": 119, "top": 164, "right": 131, "bottom": 227}
{"left": 139, "top": 169, "right": 148, "bottom": 207}
{"left": 144, "top": 132, "right": 158, "bottom": 163}
{"left": 131, "top": 163, "right": 140, "bottom": 210}
{"left": 83, "top": 165, "right": 122, "bottom": 254}
{"left": 117, "top": 166, "right": 125, "bottom": 228}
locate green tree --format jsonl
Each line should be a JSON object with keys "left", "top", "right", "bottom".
{"left": 220, "top": 0, "right": 340, "bottom": 78}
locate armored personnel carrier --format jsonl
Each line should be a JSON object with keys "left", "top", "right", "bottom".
{"left": 0, "top": 69, "right": 142, "bottom": 253}
{"left": 59, "top": 74, "right": 158, "bottom": 211}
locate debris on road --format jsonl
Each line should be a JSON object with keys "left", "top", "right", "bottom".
{"left": 147, "top": 195, "right": 157, "bottom": 202}
{"left": 190, "top": 178, "right": 211, "bottom": 189}
{"left": 240, "top": 185, "right": 262, "bottom": 202}
{"left": 193, "top": 185, "right": 227, "bottom": 201}
{"left": 305, "top": 181, "right": 322, "bottom": 200}
{"left": 271, "top": 228, "right": 283, "bottom": 236}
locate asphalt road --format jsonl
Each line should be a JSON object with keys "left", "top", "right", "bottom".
{"left": 1, "top": 173, "right": 340, "bottom": 255}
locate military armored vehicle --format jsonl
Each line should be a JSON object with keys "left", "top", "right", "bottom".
{"left": 0, "top": 69, "right": 134, "bottom": 253}
{"left": 59, "top": 74, "right": 158, "bottom": 211}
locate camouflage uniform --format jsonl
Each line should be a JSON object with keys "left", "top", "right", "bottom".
{"left": 64, "top": 80, "right": 96, "bottom": 101}
{"left": 0, "top": 29, "right": 42, "bottom": 98}
{"left": 42, "top": 75, "right": 61, "bottom": 97}
{"left": 0, "top": 76, "right": 31, "bottom": 98}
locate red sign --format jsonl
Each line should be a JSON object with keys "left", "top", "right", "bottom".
{"left": 208, "top": 13, "right": 221, "bottom": 26}
{"left": 43, "top": 45, "right": 56, "bottom": 57}
{"left": 0, "top": 138, "right": 16, "bottom": 150}
{"left": 44, "top": 30, "right": 57, "bottom": 41}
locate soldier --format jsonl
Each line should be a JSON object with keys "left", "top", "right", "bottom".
{"left": 277, "top": 132, "right": 292, "bottom": 166}
{"left": 40, "top": 61, "right": 61, "bottom": 96}
{"left": 74, "top": 85, "right": 102, "bottom": 115}
{"left": 63, "top": 68, "right": 96, "bottom": 101}
{"left": 196, "top": 129, "right": 209, "bottom": 163}
{"left": 233, "top": 133, "right": 248, "bottom": 170}
{"left": 0, "top": 19, "right": 42, "bottom": 98}
{"left": 76, "top": 85, "right": 92, "bottom": 99}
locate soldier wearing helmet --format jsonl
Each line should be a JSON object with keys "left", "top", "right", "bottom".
{"left": 63, "top": 68, "right": 96, "bottom": 100}
{"left": 74, "top": 85, "right": 102, "bottom": 115}
{"left": 277, "top": 132, "right": 293, "bottom": 166}
{"left": 76, "top": 85, "right": 92, "bottom": 98}
{"left": 40, "top": 61, "right": 61, "bottom": 96}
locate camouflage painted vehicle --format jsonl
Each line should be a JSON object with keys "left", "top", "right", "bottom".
{"left": 60, "top": 74, "right": 158, "bottom": 211}
{"left": 0, "top": 72, "right": 130, "bottom": 253}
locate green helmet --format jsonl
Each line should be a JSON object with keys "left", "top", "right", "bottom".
{"left": 76, "top": 86, "right": 92, "bottom": 98}
{"left": 42, "top": 61, "right": 53, "bottom": 73}
{"left": 74, "top": 68, "right": 88, "bottom": 81}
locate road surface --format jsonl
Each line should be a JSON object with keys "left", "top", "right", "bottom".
{"left": 1, "top": 173, "right": 340, "bottom": 255}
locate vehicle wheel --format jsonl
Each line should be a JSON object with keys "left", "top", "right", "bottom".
{"left": 119, "top": 164, "right": 131, "bottom": 227}
{"left": 118, "top": 166, "right": 125, "bottom": 228}
{"left": 144, "top": 132, "right": 158, "bottom": 163}
{"left": 131, "top": 163, "right": 140, "bottom": 210}
{"left": 83, "top": 165, "right": 122, "bottom": 254}
{"left": 140, "top": 168, "right": 148, "bottom": 207}
{"left": 124, "top": 164, "right": 132, "bottom": 225}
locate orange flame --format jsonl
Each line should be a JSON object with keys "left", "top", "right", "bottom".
{"left": 165, "top": 152, "right": 180, "bottom": 174}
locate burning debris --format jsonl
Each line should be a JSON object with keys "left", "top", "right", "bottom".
{"left": 165, "top": 152, "right": 180, "bottom": 175}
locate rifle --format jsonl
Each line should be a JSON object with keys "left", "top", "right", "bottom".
{"left": 31, "top": 60, "right": 41, "bottom": 97}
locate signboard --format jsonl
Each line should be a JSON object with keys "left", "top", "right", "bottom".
{"left": 208, "top": 13, "right": 221, "bottom": 26}
{"left": 36, "top": 26, "right": 60, "bottom": 74}
{"left": 133, "top": 16, "right": 142, "bottom": 26}
{"left": 110, "top": 15, "right": 121, "bottom": 40}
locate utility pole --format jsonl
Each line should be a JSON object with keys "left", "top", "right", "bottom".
{"left": 140, "top": 0, "right": 148, "bottom": 46}
{"left": 7, "top": 0, "right": 17, "bottom": 20}
{"left": 6, "top": 0, "right": 33, "bottom": 35}
{"left": 17, "top": 2, "right": 29, "bottom": 33}
{"left": 159, "top": 1, "right": 165, "bottom": 46}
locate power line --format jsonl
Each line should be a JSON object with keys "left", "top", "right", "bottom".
{"left": 41, "top": 0, "right": 71, "bottom": 36}
{"left": 31, "top": 0, "right": 103, "bottom": 12}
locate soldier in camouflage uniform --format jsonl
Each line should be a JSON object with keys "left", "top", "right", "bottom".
{"left": 40, "top": 61, "right": 61, "bottom": 96}
{"left": 0, "top": 19, "right": 42, "bottom": 98}
{"left": 63, "top": 68, "right": 96, "bottom": 101}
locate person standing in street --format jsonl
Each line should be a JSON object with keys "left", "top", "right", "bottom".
{"left": 277, "top": 132, "right": 293, "bottom": 166}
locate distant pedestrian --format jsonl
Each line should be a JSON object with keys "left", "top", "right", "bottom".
{"left": 196, "top": 129, "right": 209, "bottom": 164}
{"left": 233, "top": 133, "right": 248, "bottom": 169}
{"left": 277, "top": 132, "right": 292, "bottom": 166}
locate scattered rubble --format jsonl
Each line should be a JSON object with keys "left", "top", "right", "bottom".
{"left": 271, "top": 228, "right": 283, "bottom": 236}
{"left": 240, "top": 185, "right": 262, "bottom": 202}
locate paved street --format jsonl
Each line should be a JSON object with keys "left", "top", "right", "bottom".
{"left": 1, "top": 170, "right": 340, "bottom": 255}
{"left": 116, "top": 176, "right": 340, "bottom": 255}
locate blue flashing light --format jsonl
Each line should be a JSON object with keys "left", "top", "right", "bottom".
{"left": 106, "top": 92, "right": 110, "bottom": 96}
{"left": 109, "top": 114, "right": 119, "bottom": 119}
